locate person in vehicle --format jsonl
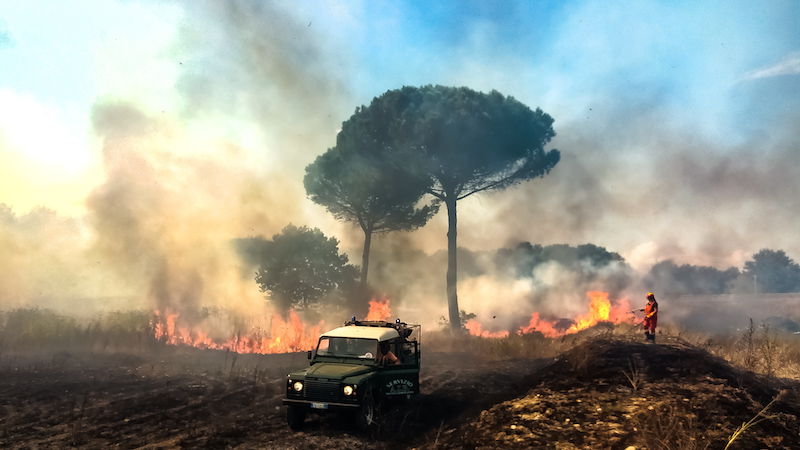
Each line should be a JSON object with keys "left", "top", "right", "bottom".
{"left": 378, "top": 341, "right": 400, "bottom": 366}
{"left": 640, "top": 292, "right": 659, "bottom": 342}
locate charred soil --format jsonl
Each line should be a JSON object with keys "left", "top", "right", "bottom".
{"left": 1, "top": 336, "right": 798, "bottom": 449}
{"left": 422, "top": 336, "right": 800, "bottom": 450}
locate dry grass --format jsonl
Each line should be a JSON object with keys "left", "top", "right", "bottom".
{"left": 425, "top": 328, "right": 576, "bottom": 360}
{"left": 424, "top": 322, "right": 800, "bottom": 391}
{"left": 0, "top": 308, "right": 157, "bottom": 355}
{"left": 723, "top": 393, "right": 783, "bottom": 450}
{"left": 622, "top": 358, "right": 644, "bottom": 392}
{"left": 665, "top": 321, "right": 800, "bottom": 380}
{"left": 634, "top": 402, "right": 710, "bottom": 450}
{"left": 2, "top": 308, "right": 798, "bottom": 449}
{"left": 3, "top": 309, "right": 799, "bottom": 382}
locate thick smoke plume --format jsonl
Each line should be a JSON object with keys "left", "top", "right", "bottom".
{"left": 2, "top": 2, "right": 354, "bottom": 335}
{"left": 365, "top": 241, "right": 635, "bottom": 333}
{"left": 0, "top": 206, "right": 106, "bottom": 314}
{"left": 2, "top": 2, "right": 799, "bottom": 344}
{"left": 84, "top": 101, "right": 306, "bottom": 334}
{"left": 444, "top": 105, "right": 800, "bottom": 272}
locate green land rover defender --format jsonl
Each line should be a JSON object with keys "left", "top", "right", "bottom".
{"left": 283, "top": 319, "right": 421, "bottom": 431}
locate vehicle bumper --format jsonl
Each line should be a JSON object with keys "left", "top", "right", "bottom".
{"left": 283, "top": 398, "right": 360, "bottom": 411}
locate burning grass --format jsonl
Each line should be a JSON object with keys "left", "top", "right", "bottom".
{"left": 464, "top": 291, "right": 635, "bottom": 340}
{"left": 0, "top": 291, "right": 641, "bottom": 361}
{"left": 153, "top": 309, "right": 322, "bottom": 354}
{"left": 3, "top": 305, "right": 800, "bottom": 383}
{"left": 0, "top": 306, "right": 325, "bottom": 357}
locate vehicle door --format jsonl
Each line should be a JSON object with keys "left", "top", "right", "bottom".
{"left": 376, "top": 338, "right": 419, "bottom": 398}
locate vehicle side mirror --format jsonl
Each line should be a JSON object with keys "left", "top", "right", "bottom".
{"left": 307, "top": 350, "right": 312, "bottom": 360}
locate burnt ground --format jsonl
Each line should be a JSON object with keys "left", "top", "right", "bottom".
{"left": 0, "top": 336, "right": 798, "bottom": 449}
{"left": 421, "top": 336, "right": 800, "bottom": 450}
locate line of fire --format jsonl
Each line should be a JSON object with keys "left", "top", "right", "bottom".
{"left": 150, "top": 292, "right": 635, "bottom": 354}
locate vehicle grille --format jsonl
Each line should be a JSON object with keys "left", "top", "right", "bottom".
{"left": 304, "top": 379, "right": 339, "bottom": 401}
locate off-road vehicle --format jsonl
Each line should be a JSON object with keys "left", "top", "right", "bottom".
{"left": 283, "top": 318, "right": 421, "bottom": 431}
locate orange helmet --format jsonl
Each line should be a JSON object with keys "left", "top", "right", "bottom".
{"left": 646, "top": 292, "right": 655, "bottom": 300}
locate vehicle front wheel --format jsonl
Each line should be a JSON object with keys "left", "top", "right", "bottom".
{"left": 355, "top": 393, "right": 377, "bottom": 432}
{"left": 287, "top": 405, "right": 306, "bottom": 430}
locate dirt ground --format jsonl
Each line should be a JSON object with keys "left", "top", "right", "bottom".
{"left": 1, "top": 336, "right": 798, "bottom": 449}
{"left": 0, "top": 342, "right": 548, "bottom": 449}
{"left": 421, "top": 336, "right": 800, "bottom": 450}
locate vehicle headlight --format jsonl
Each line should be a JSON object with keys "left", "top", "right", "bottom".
{"left": 293, "top": 381, "right": 304, "bottom": 392}
{"left": 343, "top": 385, "right": 354, "bottom": 396}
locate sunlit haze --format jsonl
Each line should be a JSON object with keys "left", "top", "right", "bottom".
{"left": 1, "top": 1, "right": 799, "bottom": 333}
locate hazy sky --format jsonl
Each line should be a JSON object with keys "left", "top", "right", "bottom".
{"left": 1, "top": 0, "right": 799, "bottom": 318}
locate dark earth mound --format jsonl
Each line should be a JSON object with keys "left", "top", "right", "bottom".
{"left": 420, "top": 336, "right": 800, "bottom": 450}
{"left": 0, "top": 335, "right": 798, "bottom": 449}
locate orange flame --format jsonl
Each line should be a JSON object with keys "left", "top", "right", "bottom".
{"left": 153, "top": 296, "right": 400, "bottom": 354}
{"left": 365, "top": 298, "right": 392, "bottom": 321}
{"left": 519, "top": 312, "right": 562, "bottom": 338}
{"left": 467, "top": 291, "right": 635, "bottom": 339}
{"left": 465, "top": 319, "right": 510, "bottom": 338}
{"left": 565, "top": 291, "right": 615, "bottom": 334}
{"left": 153, "top": 309, "right": 322, "bottom": 353}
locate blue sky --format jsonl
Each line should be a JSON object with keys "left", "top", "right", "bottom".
{"left": 1, "top": 0, "right": 800, "bottom": 314}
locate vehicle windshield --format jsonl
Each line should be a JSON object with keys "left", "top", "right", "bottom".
{"left": 316, "top": 337, "right": 377, "bottom": 360}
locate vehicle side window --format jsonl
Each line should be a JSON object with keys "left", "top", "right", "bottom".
{"left": 316, "top": 338, "right": 330, "bottom": 355}
{"left": 388, "top": 339, "right": 403, "bottom": 364}
{"left": 401, "top": 341, "right": 414, "bottom": 361}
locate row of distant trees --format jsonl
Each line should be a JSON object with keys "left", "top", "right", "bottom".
{"left": 499, "top": 244, "right": 800, "bottom": 296}
{"left": 237, "top": 221, "right": 800, "bottom": 316}
{"left": 644, "top": 249, "right": 800, "bottom": 296}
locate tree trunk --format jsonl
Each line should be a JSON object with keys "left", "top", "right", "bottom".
{"left": 361, "top": 229, "right": 372, "bottom": 290}
{"left": 445, "top": 196, "right": 460, "bottom": 332}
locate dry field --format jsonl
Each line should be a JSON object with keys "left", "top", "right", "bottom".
{"left": 1, "top": 310, "right": 799, "bottom": 449}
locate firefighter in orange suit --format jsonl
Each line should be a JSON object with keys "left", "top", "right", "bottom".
{"left": 640, "top": 292, "right": 658, "bottom": 342}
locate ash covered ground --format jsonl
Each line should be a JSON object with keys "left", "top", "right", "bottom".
{"left": 1, "top": 334, "right": 798, "bottom": 449}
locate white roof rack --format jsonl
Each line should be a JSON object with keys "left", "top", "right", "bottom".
{"left": 321, "top": 325, "right": 400, "bottom": 342}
